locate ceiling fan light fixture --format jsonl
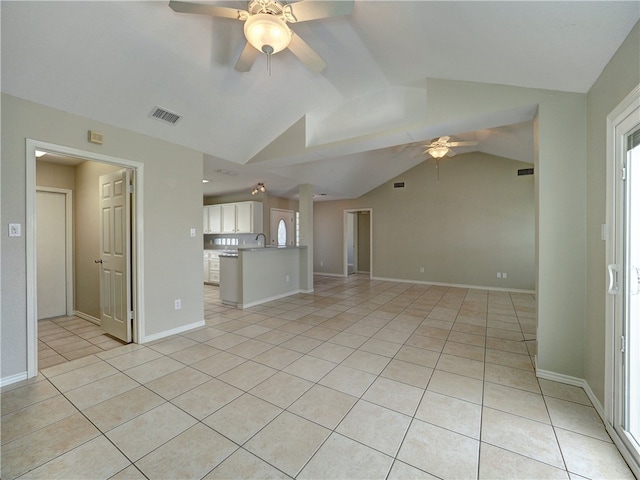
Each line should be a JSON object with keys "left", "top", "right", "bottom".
{"left": 244, "top": 13, "right": 291, "bottom": 55}
{"left": 427, "top": 146, "right": 449, "bottom": 159}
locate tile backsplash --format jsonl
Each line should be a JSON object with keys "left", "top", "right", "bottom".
{"left": 204, "top": 233, "right": 265, "bottom": 249}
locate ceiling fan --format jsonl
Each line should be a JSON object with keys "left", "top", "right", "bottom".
{"left": 169, "top": 0, "right": 353, "bottom": 72}
{"left": 418, "top": 136, "right": 479, "bottom": 182}
{"left": 421, "top": 136, "right": 478, "bottom": 159}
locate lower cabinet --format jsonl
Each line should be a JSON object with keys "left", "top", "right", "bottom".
{"left": 204, "top": 251, "right": 220, "bottom": 284}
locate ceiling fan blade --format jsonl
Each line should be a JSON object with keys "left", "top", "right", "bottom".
{"left": 287, "top": 32, "right": 326, "bottom": 72}
{"left": 285, "top": 0, "right": 354, "bottom": 23}
{"left": 234, "top": 41, "right": 259, "bottom": 72}
{"left": 169, "top": 1, "right": 247, "bottom": 20}
{"left": 448, "top": 141, "right": 478, "bottom": 147}
{"left": 447, "top": 150, "right": 457, "bottom": 157}
{"left": 439, "top": 136, "right": 451, "bottom": 143}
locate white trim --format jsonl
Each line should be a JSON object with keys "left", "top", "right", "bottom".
{"left": 536, "top": 369, "right": 605, "bottom": 416}
{"left": 140, "top": 320, "right": 205, "bottom": 343}
{"left": 1, "top": 372, "right": 29, "bottom": 388}
{"left": 36, "top": 187, "right": 74, "bottom": 317}
{"left": 313, "top": 272, "right": 344, "bottom": 278}
{"left": 26, "top": 139, "right": 145, "bottom": 379}
{"left": 74, "top": 311, "right": 100, "bottom": 326}
{"left": 371, "top": 276, "right": 535, "bottom": 294}
{"left": 535, "top": 369, "right": 640, "bottom": 477}
{"left": 605, "top": 83, "right": 640, "bottom": 423}
{"left": 343, "top": 208, "right": 373, "bottom": 279}
{"left": 241, "top": 289, "right": 304, "bottom": 309}
{"left": 604, "top": 84, "right": 640, "bottom": 472}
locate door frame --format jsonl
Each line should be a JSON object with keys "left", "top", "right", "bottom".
{"left": 25, "top": 139, "right": 145, "bottom": 379}
{"left": 605, "top": 83, "right": 640, "bottom": 476}
{"left": 36, "top": 187, "right": 74, "bottom": 317}
{"left": 343, "top": 208, "right": 373, "bottom": 278}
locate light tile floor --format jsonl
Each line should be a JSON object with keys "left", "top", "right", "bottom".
{"left": 1, "top": 276, "right": 636, "bottom": 479}
{"left": 37, "top": 316, "right": 127, "bottom": 369}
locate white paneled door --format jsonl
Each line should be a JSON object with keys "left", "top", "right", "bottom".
{"left": 99, "top": 169, "right": 132, "bottom": 343}
{"left": 36, "top": 190, "right": 68, "bottom": 319}
{"left": 270, "top": 208, "right": 294, "bottom": 246}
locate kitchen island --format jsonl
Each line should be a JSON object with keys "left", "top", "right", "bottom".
{"left": 219, "top": 246, "right": 310, "bottom": 308}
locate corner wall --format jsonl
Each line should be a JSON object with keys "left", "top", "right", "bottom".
{"left": 585, "top": 22, "right": 640, "bottom": 405}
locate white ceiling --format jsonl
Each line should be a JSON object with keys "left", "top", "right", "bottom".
{"left": 3, "top": 1, "right": 638, "bottom": 199}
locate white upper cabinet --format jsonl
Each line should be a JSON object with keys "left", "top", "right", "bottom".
{"left": 203, "top": 207, "right": 210, "bottom": 234}
{"left": 235, "top": 202, "right": 252, "bottom": 233}
{"left": 221, "top": 204, "right": 237, "bottom": 233}
{"left": 209, "top": 205, "right": 221, "bottom": 234}
{"left": 203, "top": 205, "right": 222, "bottom": 233}
{"left": 211, "top": 201, "right": 263, "bottom": 234}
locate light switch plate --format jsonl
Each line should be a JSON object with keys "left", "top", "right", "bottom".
{"left": 9, "top": 223, "right": 21, "bottom": 237}
{"left": 190, "top": 228, "right": 196, "bottom": 237}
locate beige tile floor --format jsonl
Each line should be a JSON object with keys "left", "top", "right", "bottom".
{"left": 37, "top": 316, "right": 128, "bottom": 369}
{"left": 1, "top": 276, "right": 636, "bottom": 479}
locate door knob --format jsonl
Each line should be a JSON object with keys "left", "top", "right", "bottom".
{"left": 94, "top": 259, "right": 103, "bottom": 264}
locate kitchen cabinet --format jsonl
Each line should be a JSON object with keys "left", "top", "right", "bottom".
{"left": 203, "top": 250, "right": 220, "bottom": 284}
{"left": 203, "top": 205, "right": 221, "bottom": 234}
{"left": 219, "top": 201, "right": 263, "bottom": 234}
{"left": 221, "top": 204, "right": 236, "bottom": 233}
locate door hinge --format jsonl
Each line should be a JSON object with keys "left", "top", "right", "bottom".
{"left": 127, "top": 184, "right": 134, "bottom": 194}
{"left": 620, "top": 335, "right": 626, "bottom": 353}
{"left": 128, "top": 310, "right": 134, "bottom": 321}
{"left": 621, "top": 167, "right": 627, "bottom": 181}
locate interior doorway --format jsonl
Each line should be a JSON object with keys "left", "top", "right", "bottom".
{"left": 343, "top": 209, "right": 372, "bottom": 277}
{"left": 26, "top": 140, "right": 144, "bottom": 378}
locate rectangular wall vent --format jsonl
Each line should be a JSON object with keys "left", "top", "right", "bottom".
{"left": 393, "top": 182, "right": 405, "bottom": 189}
{"left": 148, "top": 106, "right": 182, "bottom": 125}
{"left": 517, "top": 168, "right": 534, "bottom": 176}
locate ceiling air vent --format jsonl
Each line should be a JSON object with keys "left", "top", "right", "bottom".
{"left": 517, "top": 168, "right": 534, "bottom": 176}
{"left": 148, "top": 106, "right": 182, "bottom": 125}
{"left": 393, "top": 181, "right": 405, "bottom": 189}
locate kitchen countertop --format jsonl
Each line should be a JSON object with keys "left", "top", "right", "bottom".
{"left": 218, "top": 245, "right": 307, "bottom": 257}
{"left": 238, "top": 245, "right": 307, "bottom": 252}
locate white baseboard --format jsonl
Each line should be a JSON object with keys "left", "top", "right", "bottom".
{"left": 1, "top": 371, "right": 28, "bottom": 388}
{"left": 536, "top": 369, "right": 639, "bottom": 477}
{"left": 74, "top": 311, "right": 100, "bottom": 326}
{"left": 536, "top": 368, "right": 605, "bottom": 418}
{"left": 242, "top": 290, "right": 303, "bottom": 309}
{"left": 372, "top": 276, "right": 535, "bottom": 294}
{"left": 313, "top": 272, "right": 344, "bottom": 278}
{"left": 141, "top": 320, "right": 205, "bottom": 343}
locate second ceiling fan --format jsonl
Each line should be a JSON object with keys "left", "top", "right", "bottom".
{"left": 169, "top": 0, "right": 353, "bottom": 72}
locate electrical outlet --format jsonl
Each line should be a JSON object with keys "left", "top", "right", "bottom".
{"left": 497, "top": 272, "right": 501, "bottom": 278}
{"left": 502, "top": 273, "right": 508, "bottom": 279}
{"left": 285, "top": 275, "right": 290, "bottom": 282}
{"left": 190, "top": 228, "right": 196, "bottom": 237}
{"left": 420, "top": 267, "right": 424, "bottom": 273}
{"left": 174, "top": 299, "right": 181, "bottom": 310}
{"left": 320, "top": 261, "right": 324, "bottom": 267}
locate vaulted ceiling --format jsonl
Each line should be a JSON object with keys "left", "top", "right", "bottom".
{"left": 3, "top": 1, "right": 638, "bottom": 199}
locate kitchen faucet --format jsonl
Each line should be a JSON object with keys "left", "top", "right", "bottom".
{"left": 255, "top": 233, "right": 266, "bottom": 246}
